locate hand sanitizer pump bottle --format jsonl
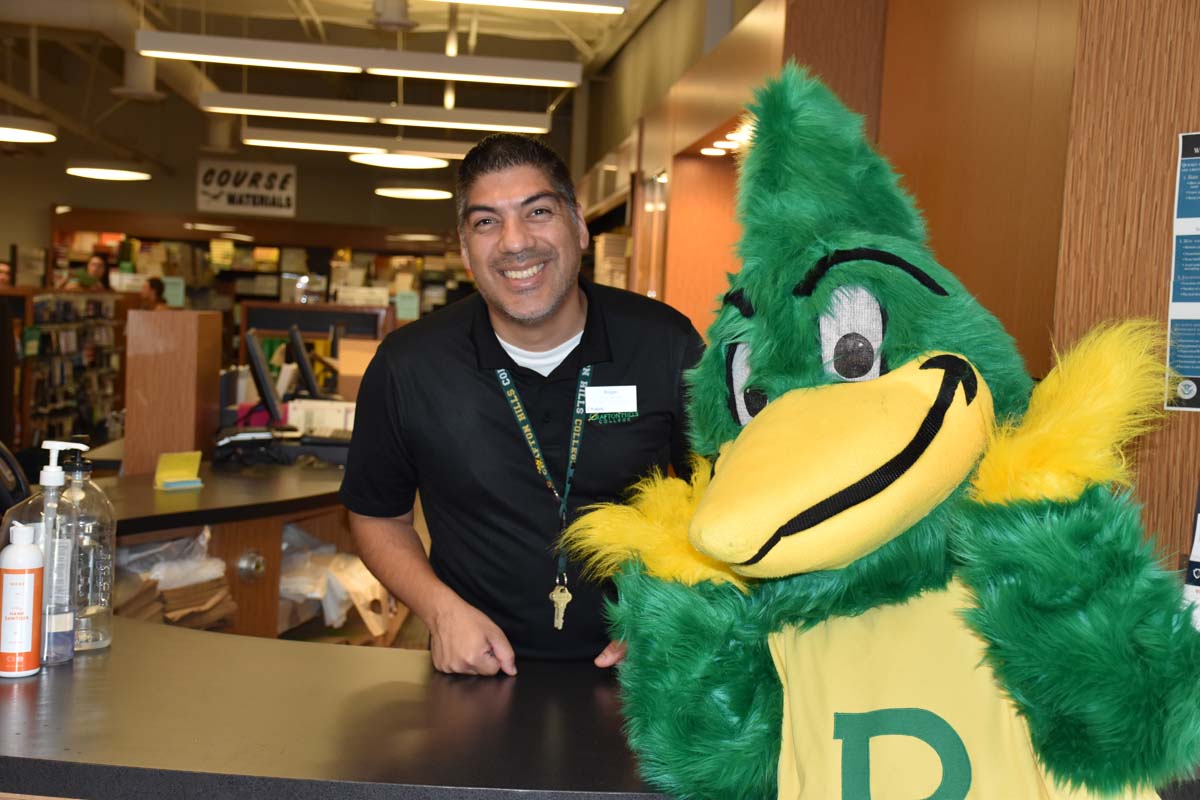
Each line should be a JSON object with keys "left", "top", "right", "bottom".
{"left": 0, "top": 441, "right": 87, "bottom": 666}
{"left": 61, "top": 448, "right": 114, "bottom": 650}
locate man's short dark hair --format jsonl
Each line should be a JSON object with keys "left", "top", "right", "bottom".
{"left": 455, "top": 134, "right": 578, "bottom": 228}
{"left": 148, "top": 277, "right": 165, "bottom": 301}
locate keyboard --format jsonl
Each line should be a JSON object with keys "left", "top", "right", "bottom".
{"left": 299, "top": 428, "right": 353, "bottom": 447}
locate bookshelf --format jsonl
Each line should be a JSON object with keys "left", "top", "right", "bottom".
{"left": 0, "top": 288, "right": 130, "bottom": 450}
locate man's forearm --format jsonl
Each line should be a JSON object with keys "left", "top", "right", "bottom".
{"left": 348, "top": 510, "right": 458, "bottom": 627}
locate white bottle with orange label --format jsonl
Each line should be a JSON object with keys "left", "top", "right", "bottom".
{"left": 1, "top": 521, "right": 44, "bottom": 678}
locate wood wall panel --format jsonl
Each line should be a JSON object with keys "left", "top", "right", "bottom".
{"left": 783, "top": 0, "right": 887, "bottom": 141}
{"left": 664, "top": 155, "right": 741, "bottom": 336}
{"left": 1053, "top": 0, "right": 1200, "bottom": 562}
{"left": 878, "top": 0, "right": 1079, "bottom": 378}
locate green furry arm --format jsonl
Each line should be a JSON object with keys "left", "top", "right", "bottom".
{"left": 611, "top": 563, "right": 782, "bottom": 800}
{"left": 956, "top": 486, "right": 1200, "bottom": 791}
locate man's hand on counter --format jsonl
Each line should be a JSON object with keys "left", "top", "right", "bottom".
{"left": 594, "top": 640, "right": 627, "bottom": 669}
{"left": 429, "top": 596, "right": 518, "bottom": 677}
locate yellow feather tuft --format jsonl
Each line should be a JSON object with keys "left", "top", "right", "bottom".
{"left": 562, "top": 457, "right": 749, "bottom": 590}
{"left": 971, "top": 320, "right": 1167, "bottom": 505}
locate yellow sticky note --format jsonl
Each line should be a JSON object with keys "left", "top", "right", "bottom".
{"left": 154, "top": 451, "right": 203, "bottom": 491}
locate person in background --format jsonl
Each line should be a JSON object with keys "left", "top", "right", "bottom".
{"left": 0, "top": 261, "right": 12, "bottom": 288}
{"left": 83, "top": 255, "right": 109, "bottom": 290}
{"left": 341, "top": 134, "right": 705, "bottom": 677}
{"left": 62, "top": 255, "right": 110, "bottom": 291}
{"left": 140, "top": 277, "right": 168, "bottom": 310}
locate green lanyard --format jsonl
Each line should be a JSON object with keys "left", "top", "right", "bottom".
{"left": 495, "top": 364, "right": 592, "bottom": 581}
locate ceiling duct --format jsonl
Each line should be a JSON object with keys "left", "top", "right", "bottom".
{"left": 0, "top": 0, "right": 218, "bottom": 107}
{"left": 200, "top": 115, "right": 236, "bottom": 154}
{"left": 372, "top": 0, "right": 418, "bottom": 32}
{"left": 112, "top": 49, "right": 166, "bottom": 102}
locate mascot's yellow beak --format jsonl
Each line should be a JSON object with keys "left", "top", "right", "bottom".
{"left": 690, "top": 353, "right": 994, "bottom": 578}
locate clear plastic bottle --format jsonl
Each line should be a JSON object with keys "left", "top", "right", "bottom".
{"left": 62, "top": 451, "right": 115, "bottom": 651}
{"left": 0, "top": 441, "right": 86, "bottom": 666}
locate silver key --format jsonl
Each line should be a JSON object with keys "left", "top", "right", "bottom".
{"left": 550, "top": 584, "right": 572, "bottom": 630}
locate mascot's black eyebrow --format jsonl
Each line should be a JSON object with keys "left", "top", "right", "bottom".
{"left": 723, "top": 288, "right": 755, "bottom": 318}
{"left": 793, "top": 248, "right": 949, "bottom": 298}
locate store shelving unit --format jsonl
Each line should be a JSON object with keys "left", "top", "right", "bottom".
{"left": 0, "top": 288, "right": 130, "bottom": 450}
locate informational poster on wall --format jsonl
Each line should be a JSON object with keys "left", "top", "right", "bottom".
{"left": 1166, "top": 132, "right": 1200, "bottom": 410}
{"left": 196, "top": 160, "right": 296, "bottom": 218}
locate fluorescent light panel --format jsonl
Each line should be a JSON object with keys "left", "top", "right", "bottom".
{"left": 201, "top": 91, "right": 549, "bottom": 134}
{"left": 242, "top": 125, "right": 474, "bottom": 160}
{"left": 138, "top": 31, "right": 581, "bottom": 88}
{"left": 243, "top": 136, "right": 387, "bottom": 154}
{"left": 424, "top": 0, "right": 625, "bottom": 12}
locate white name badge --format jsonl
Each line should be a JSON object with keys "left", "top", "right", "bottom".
{"left": 585, "top": 385, "right": 638, "bottom": 414}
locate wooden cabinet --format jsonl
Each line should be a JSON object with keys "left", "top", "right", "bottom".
{"left": 123, "top": 310, "right": 222, "bottom": 475}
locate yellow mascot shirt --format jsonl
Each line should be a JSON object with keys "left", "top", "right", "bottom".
{"left": 768, "top": 580, "right": 1159, "bottom": 800}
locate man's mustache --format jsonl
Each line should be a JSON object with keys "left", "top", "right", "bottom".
{"left": 491, "top": 249, "right": 554, "bottom": 271}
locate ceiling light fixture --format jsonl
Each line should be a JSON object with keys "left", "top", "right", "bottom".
{"left": 137, "top": 31, "right": 359, "bottom": 73}
{"left": 424, "top": 0, "right": 626, "bottom": 13}
{"left": 0, "top": 114, "right": 57, "bottom": 143}
{"left": 201, "top": 91, "right": 550, "bottom": 134}
{"left": 221, "top": 232, "right": 256, "bottom": 242}
{"left": 350, "top": 153, "right": 450, "bottom": 169}
{"left": 387, "top": 233, "right": 444, "bottom": 242}
{"left": 138, "top": 31, "right": 581, "bottom": 88}
{"left": 241, "top": 128, "right": 389, "bottom": 154}
{"left": 726, "top": 124, "right": 754, "bottom": 143}
{"left": 66, "top": 160, "right": 152, "bottom": 181}
{"left": 243, "top": 136, "right": 386, "bottom": 154}
{"left": 242, "top": 125, "right": 474, "bottom": 160}
{"left": 185, "top": 222, "right": 237, "bottom": 233}
{"left": 201, "top": 92, "right": 375, "bottom": 123}
{"left": 713, "top": 140, "right": 738, "bottom": 149}
{"left": 378, "top": 106, "right": 549, "bottom": 133}
{"left": 700, "top": 147, "right": 726, "bottom": 156}
{"left": 375, "top": 186, "right": 453, "bottom": 200}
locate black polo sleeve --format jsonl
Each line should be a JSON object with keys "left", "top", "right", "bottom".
{"left": 669, "top": 325, "right": 706, "bottom": 480}
{"left": 339, "top": 347, "right": 418, "bottom": 518}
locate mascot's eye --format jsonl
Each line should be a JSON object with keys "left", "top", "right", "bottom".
{"left": 725, "top": 342, "right": 767, "bottom": 426}
{"left": 819, "top": 286, "right": 885, "bottom": 382}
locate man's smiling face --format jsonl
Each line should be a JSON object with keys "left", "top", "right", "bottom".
{"left": 459, "top": 164, "right": 589, "bottom": 328}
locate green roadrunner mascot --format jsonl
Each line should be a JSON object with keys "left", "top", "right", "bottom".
{"left": 565, "top": 64, "right": 1200, "bottom": 799}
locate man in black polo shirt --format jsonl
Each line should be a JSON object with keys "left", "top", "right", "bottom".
{"left": 340, "top": 134, "right": 703, "bottom": 676}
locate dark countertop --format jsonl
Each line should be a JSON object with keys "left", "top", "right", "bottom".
{"left": 99, "top": 462, "right": 345, "bottom": 535}
{"left": 0, "top": 618, "right": 662, "bottom": 799}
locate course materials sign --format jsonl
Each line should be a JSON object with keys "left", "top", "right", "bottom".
{"left": 197, "top": 160, "right": 296, "bottom": 218}
{"left": 1167, "top": 133, "right": 1200, "bottom": 410}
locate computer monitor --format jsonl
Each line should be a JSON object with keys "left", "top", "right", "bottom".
{"left": 288, "top": 324, "right": 322, "bottom": 399}
{"left": 244, "top": 329, "right": 285, "bottom": 426}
